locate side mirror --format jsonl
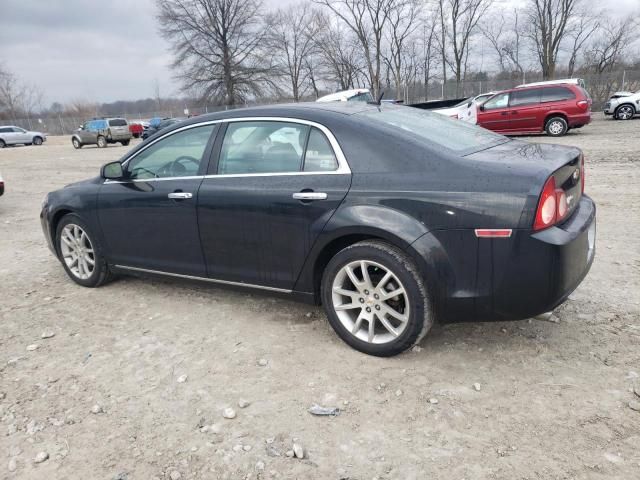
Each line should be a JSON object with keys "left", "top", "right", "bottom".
{"left": 101, "top": 161, "right": 124, "bottom": 180}
{"left": 479, "top": 105, "right": 485, "bottom": 112}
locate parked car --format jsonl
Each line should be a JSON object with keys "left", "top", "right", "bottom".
{"left": 71, "top": 118, "right": 132, "bottom": 149}
{"left": 141, "top": 117, "right": 184, "bottom": 140}
{"left": 316, "top": 89, "right": 374, "bottom": 103}
{"left": 0, "top": 172, "right": 4, "bottom": 196}
{"left": 41, "top": 103, "right": 595, "bottom": 356}
{"left": 477, "top": 83, "right": 592, "bottom": 136}
{"left": 603, "top": 90, "right": 640, "bottom": 120}
{"left": 129, "top": 122, "right": 145, "bottom": 138}
{"left": 433, "top": 92, "right": 496, "bottom": 123}
{"left": 0, "top": 126, "right": 47, "bottom": 148}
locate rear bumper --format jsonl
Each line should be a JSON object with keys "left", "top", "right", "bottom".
{"left": 411, "top": 195, "right": 596, "bottom": 322}
{"left": 567, "top": 112, "right": 592, "bottom": 127}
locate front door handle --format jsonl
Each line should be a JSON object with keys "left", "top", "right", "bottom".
{"left": 168, "top": 192, "right": 193, "bottom": 199}
{"left": 292, "top": 192, "right": 327, "bottom": 201}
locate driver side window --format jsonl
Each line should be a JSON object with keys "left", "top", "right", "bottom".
{"left": 126, "top": 124, "right": 215, "bottom": 179}
{"left": 483, "top": 92, "right": 510, "bottom": 110}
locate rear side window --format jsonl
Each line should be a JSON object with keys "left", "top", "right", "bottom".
{"left": 108, "top": 118, "right": 127, "bottom": 127}
{"left": 218, "top": 121, "right": 309, "bottom": 174}
{"left": 0, "top": 127, "right": 12, "bottom": 133}
{"left": 541, "top": 87, "right": 575, "bottom": 103}
{"left": 303, "top": 128, "right": 338, "bottom": 172}
{"left": 510, "top": 88, "right": 541, "bottom": 106}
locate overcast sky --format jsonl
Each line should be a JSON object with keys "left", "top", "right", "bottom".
{"left": 0, "top": 0, "right": 637, "bottom": 106}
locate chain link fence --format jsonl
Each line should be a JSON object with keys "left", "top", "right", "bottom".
{"left": 4, "top": 70, "right": 639, "bottom": 136}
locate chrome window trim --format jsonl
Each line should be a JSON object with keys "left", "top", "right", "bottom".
{"left": 114, "top": 264, "right": 292, "bottom": 293}
{"left": 104, "top": 116, "right": 350, "bottom": 184}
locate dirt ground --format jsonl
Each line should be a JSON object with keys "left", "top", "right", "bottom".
{"left": 1, "top": 114, "right": 639, "bottom": 480}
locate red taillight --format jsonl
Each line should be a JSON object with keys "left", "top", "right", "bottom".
{"left": 534, "top": 176, "right": 557, "bottom": 231}
{"left": 577, "top": 100, "right": 589, "bottom": 110}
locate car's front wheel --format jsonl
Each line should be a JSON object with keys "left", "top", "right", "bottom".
{"left": 321, "top": 240, "right": 433, "bottom": 356}
{"left": 615, "top": 104, "right": 635, "bottom": 120}
{"left": 33, "top": 136, "right": 43, "bottom": 146}
{"left": 97, "top": 136, "right": 107, "bottom": 148}
{"left": 545, "top": 116, "right": 568, "bottom": 136}
{"left": 72, "top": 138, "right": 82, "bottom": 149}
{"left": 56, "top": 214, "right": 111, "bottom": 287}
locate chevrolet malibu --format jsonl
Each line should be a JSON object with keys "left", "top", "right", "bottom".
{"left": 41, "top": 103, "right": 596, "bottom": 356}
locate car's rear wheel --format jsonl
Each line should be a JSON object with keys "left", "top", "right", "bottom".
{"left": 545, "top": 117, "right": 568, "bottom": 136}
{"left": 72, "top": 138, "right": 82, "bottom": 149}
{"left": 0, "top": 139, "right": 5, "bottom": 148}
{"left": 56, "top": 214, "right": 111, "bottom": 287}
{"left": 97, "top": 136, "right": 107, "bottom": 148}
{"left": 321, "top": 240, "right": 433, "bottom": 356}
{"left": 615, "top": 104, "right": 635, "bottom": 120}
{"left": 121, "top": 140, "right": 130, "bottom": 146}
{"left": 33, "top": 136, "right": 43, "bottom": 146}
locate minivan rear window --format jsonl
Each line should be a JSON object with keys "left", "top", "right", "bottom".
{"left": 541, "top": 87, "right": 575, "bottom": 103}
{"left": 108, "top": 119, "right": 128, "bottom": 127}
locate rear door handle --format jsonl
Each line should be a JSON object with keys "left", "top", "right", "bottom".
{"left": 168, "top": 192, "right": 193, "bottom": 199}
{"left": 292, "top": 192, "right": 327, "bottom": 201}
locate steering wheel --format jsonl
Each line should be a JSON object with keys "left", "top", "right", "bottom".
{"left": 159, "top": 155, "right": 200, "bottom": 177}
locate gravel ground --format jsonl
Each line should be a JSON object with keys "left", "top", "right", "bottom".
{"left": 1, "top": 114, "right": 639, "bottom": 480}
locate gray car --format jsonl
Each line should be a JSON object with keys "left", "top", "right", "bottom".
{"left": 71, "top": 118, "right": 132, "bottom": 148}
{"left": 603, "top": 91, "right": 640, "bottom": 120}
{"left": 0, "top": 126, "right": 47, "bottom": 148}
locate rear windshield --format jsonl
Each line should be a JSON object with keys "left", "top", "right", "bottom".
{"left": 108, "top": 118, "right": 128, "bottom": 127}
{"left": 358, "top": 106, "right": 508, "bottom": 154}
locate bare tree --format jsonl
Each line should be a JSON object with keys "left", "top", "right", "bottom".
{"left": 524, "top": 0, "right": 580, "bottom": 79}
{"left": 566, "top": 8, "right": 600, "bottom": 77}
{"left": 481, "top": 14, "right": 508, "bottom": 72}
{"left": 156, "top": 0, "right": 276, "bottom": 106}
{"left": 583, "top": 17, "right": 637, "bottom": 75}
{"left": 267, "top": 3, "right": 321, "bottom": 101}
{"left": 384, "top": 0, "right": 421, "bottom": 100}
{"left": 502, "top": 9, "right": 526, "bottom": 78}
{"left": 0, "top": 64, "right": 44, "bottom": 121}
{"left": 440, "top": 0, "right": 492, "bottom": 94}
{"left": 314, "top": 12, "right": 366, "bottom": 91}
{"left": 420, "top": 10, "right": 439, "bottom": 100}
{"left": 314, "top": 0, "right": 396, "bottom": 98}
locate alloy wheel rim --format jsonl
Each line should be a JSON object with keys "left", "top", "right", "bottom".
{"left": 60, "top": 224, "right": 95, "bottom": 280}
{"left": 618, "top": 107, "right": 632, "bottom": 119}
{"left": 331, "top": 260, "right": 410, "bottom": 344}
{"left": 549, "top": 121, "right": 564, "bottom": 135}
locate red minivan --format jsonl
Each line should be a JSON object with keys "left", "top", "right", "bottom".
{"left": 476, "top": 84, "right": 592, "bottom": 136}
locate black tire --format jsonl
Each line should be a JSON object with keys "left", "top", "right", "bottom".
{"left": 120, "top": 140, "right": 130, "bottom": 146}
{"left": 33, "top": 136, "right": 43, "bottom": 146}
{"left": 321, "top": 240, "right": 433, "bottom": 357}
{"left": 97, "top": 136, "right": 107, "bottom": 148}
{"left": 614, "top": 104, "right": 635, "bottom": 120}
{"left": 545, "top": 116, "right": 568, "bottom": 136}
{"left": 72, "top": 137, "right": 82, "bottom": 149}
{"left": 55, "top": 214, "right": 112, "bottom": 288}
{"left": 0, "top": 139, "right": 5, "bottom": 148}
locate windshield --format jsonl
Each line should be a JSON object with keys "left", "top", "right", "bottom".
{"left": 348, "top": 92, "right": 374, "bottom": 102}
{"left": 358, "top": 106, "right": 508, "bottom": 155}
{"left": 452, "top": 97, "right": 473, "bottom": 107}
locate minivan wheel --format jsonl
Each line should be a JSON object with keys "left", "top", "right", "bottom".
{"left": 56, "top": 214, "right": 112, "bottom": 288}
{"left": 615, "top": 104, "right": 635, "bottom": 120}
{"left": 72, "top": 138, "right": 82, "bottom": 149}
{"left": 33, "top": 136, "right": 43, "bottom": 146}
{"left": 97, "top": 136, "right": 107, "bottom": 148}
{"left": 321, "top": 240, "right": 433, "bottom": 356}
{"left": 545, "top": 117, "right": 568, "bottom": 136}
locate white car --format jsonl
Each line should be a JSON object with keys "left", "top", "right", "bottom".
{"left": 433, "top": 92, "right": 496, "bottom": 124}
{"left": 316, "top": 89, "right": 374, "bottom": 103}
{"left": 604, "top": 90, "right": 640, "bottom": 120}
{"left": 0, "top": 126, "right": 47, "bottom": 148}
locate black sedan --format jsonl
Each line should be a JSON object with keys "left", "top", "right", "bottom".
{"left": 41, "top": 103, "right": 596, "bottom": 356}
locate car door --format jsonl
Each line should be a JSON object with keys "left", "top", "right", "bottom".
{"left": 97, "top": 123, "right": 218, "bottom": 276}
{"left": 508, "top": 88, "right": 542, "bottom": 132}
{"left": 13, "top": 127, "right": 31, "bottom": 143}
{"left": 197, "top": 119, "right": 351, "bottom": 290}
{"left": 0, "top": 127, "right": 16, "bottom": 144}
{"left": 477, "top": 92, "right": 512, "bottom": 132}
{"left": 79, "top": 121, "right": 97, "bottom": 144}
